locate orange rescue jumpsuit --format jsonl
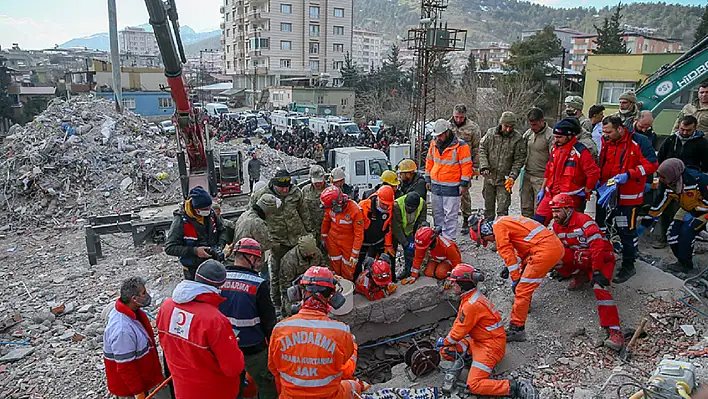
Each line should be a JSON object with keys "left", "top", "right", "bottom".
{"left": 441, "top": 288, "right": 508, "bottom": 396}
{"left": 321, "top": 199, "right": 365, "bottom": 281}
{"left": 268, "top": 309, "right": 362, "bottom": 399}
{"left": 354, "top": 270, "right": 396, "bottom": 301}
{"left": 411, "top": 235, "right": 462, "bottom": 280}
{"left": 493, "top": 216, "right": 564, "bottom": 327}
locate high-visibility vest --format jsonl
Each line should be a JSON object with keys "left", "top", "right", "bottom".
{"left": 396, "top": 195, "right": 424, "bottom": 236}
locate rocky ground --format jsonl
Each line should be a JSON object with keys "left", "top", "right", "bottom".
{"left": 0, "top": 159, "right": 705, "bottom": 398}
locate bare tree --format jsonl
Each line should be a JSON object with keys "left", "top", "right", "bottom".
{"left": 474, "top": 73, "right": 543, "bottom": 132}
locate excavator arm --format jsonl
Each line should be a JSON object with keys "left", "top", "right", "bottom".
{"left": 144, "top": 0, "right": 217, "bottom": 198}
{"left": 637, "top": 36, "right": 708, "bottom": 117}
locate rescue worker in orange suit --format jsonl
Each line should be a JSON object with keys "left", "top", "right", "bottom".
{"left": 269, "top": 266, "right": 365, "bottom": 398}
{"left": 356, "top": 185, "right": 396, "bottom": 280}
{"left": 355, "top": 255, "right": 398, "bottom": 301}
{"left": 548, "top": 194, "right": 624, "bottom": 352}
{"left": 534, "top": 118, "right": 600, "bottom": 225}
{"left": 438, "top": 264, "right": 536, "bottom": 399}
{"left": 401, "top": 226, "right": 462, "bottom": 284}
{"left": 469, "top": 215, "right": 564, "bottom": 342}
{"left": 320, "top": 186, "right": 365, "bottom": 281}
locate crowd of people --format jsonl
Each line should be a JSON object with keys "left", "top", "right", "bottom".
{"left": 101, "top": 82, "right": 708, "bottom": 399}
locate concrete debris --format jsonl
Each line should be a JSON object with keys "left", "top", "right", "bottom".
{"left": 0, "top": 347, "right": 35, "bottom": 363}
{"left": 680, "top": 325, "right": 696, "bottom": 337}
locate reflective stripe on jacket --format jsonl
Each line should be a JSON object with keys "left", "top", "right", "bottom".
{"left": 443, "top": 288, "right": 505, "bottom": 351}
{"left": 411, "top": 235, "right": 461, "bottom": 278}
{"left": 395, "top": 195, "right": 424, "bottom": 236}
{"left": 599, "top": 131, "right": 658, "bottom": 206}
{"left": 551, "top": 211, "right": 613, "bottom": 269}
{"left": 544, "top": 137, "right": 600, "bottom": 196}
{"left": 492, "top": 216, "right": 562, "bottom": 281}
{"left": 219, "top": 270, "right": 266, "bottom": 349}
{"left": 425, "top": 137, "right": 473, "bottom": 196}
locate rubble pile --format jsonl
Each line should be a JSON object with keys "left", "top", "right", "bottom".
{"left": 0, "top": 97, "right": 181, "bottom": 226}
{"left": 216, "top": 142, "right": 314, "bottom": 179}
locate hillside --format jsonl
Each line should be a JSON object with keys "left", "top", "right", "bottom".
{"left": 59, "top": 24, "right": 221, "bottom": 51}
{"left": 184, "top": 35, "right": 223, "bottom": 56}
{"left": 353, "top": 0, "right": 704, "bottom": 47}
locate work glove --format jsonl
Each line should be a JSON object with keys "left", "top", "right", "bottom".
{"left": 644, "top": 183, "right": 652, "bottom": 193}
{"left": 536, "top": 189, "right": 546, "bottom": 202}
{"left": 591, "top": 270, "right": 610, "bottom": 287}
{"left": 349, "top": 256, "right": 358, "bottom": 267}
{"left": 386, "top": 283, "right": 398, "bottom": 295}
{"left": 511, "top": 279, "right": 519, "bottom": 294}
{"left": 597, "top": 183, "right": 618, "bottom": 209}
{"left": 504, "top": 177, "right": 515, "bottom": 193}
{"left": 576, "top": 190, "right": 586, "bottom": 198}
{"left": 683, "top": 213, "right": 706, "bottom": 231}
{"left": 500, "top": 267, "right": 510, "bottom": 279}
{"left": 443, "top": 279, "right": 453, "bottom": 290}
{"left": 401, "top": 276, "right": 416, "bottom": 285}
{"left": 436, "top": 337, "right": 445, "bottom": 350}
{"left": 612, "top": 173, "right": 630, "bottom": 185}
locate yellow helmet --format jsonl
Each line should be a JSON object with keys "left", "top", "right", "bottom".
{"left": 380, "top": 170, "right": 400, "bottom": 186}
{"left": 397, "top": 159, "right": 417, "bottom": 173}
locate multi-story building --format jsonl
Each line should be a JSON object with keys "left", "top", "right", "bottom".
{"left": 221, "top": 0, "right": 354, "bottom": 106}
{"left": 468, "top": 45, "right": 510, "bottom": 70}
{"left": 352, "top": 29, "right": 383, "bottom": 72}
{"left": 118, "top": 27, "right": 160, "bottom": 56}
{"left": 522, "top": 27, "right": 588, "bottom": 68}
{"left": 570, "top": 32, "right": 682, "bottom": 72}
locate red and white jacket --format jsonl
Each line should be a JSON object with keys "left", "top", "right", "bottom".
{"left": 552, "top": 211, "right": 614, "bottom": 270}
{"left": 599, "top": 131, "right": 658, "bottom": 206}
{"left": 544, "top": 137, "right": 600, "bottom": 196}
{"left": 103, "top": 300, "right": 163, "bottom": 397}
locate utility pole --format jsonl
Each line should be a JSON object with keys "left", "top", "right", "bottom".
{"left": 557, "top": 50, "right": 566, "bottom": 120}
{"left": 107, "top": 0, "right": 122, "bottom": 113}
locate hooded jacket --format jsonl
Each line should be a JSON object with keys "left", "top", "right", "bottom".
{"left": 165, "top": 201, "right": 228, "bottom": 269}
{"left": 232, "top": 206, "right": 274, "bottom": 250}
{"left": 250, "top": 183, "right": 312, "bottom": 247}
{"left": 657, "top": 130, "right": 708, "bottom": 172}
{"left": 157, "top": 281, "right": 246, "bottom": 399}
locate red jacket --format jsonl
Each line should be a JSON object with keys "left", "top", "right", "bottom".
{"left": 157, "top": 281, "right": 246, "bottom": 399}
{"left": 103, "top": 300, "right": 163, "bottom": 397}
{"left": 411, "top": 235, "right": 461, "bottom": 278}
{"left": 544, "top": 137, "right": 600, "bottom": 196}
{"left": 552, "top": 211, "right": 614, "bottom": 270}
{"left": 599, "top": 131, "right": 658, "bottom": 206}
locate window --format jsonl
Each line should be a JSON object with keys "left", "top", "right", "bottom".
{"left": 333, "top": 26, "right": 344, "bottom": 35}
{"left": 333, "top": 78, "right": 343, "bottom": 86}
{"left": 309, "top": 6, "right": 319, "bottom": 19}
{"left": 600, "top": 82, "right": 637, "bottom": 105}
{"left": 280, "top": 40, "right": 292, "bottom": 50}
{"left": 317, "top": 95, "right": 324, "bottom": 104}
{"left": 226, "top": 30, "right": 230, "bottom": 37}
{"left": 332, "top": 60, "right": 343, "bottom": 70}
{"left": 309, "top": 42, "right": 320, "bottom": 54}
{"left": 227, "top": 60, "right": 231, "bottom": 69}
{"left": 280, "top": 22, "right": 292, "bottom": 32}
{"left": 334, "top": 7, "right": 344, "bottom": 17}
{"left": 341, "top": 97, "right": 348, "bottom": 105}
{"left": 158, "top": 97, "right": 173, "bottom": 108}
{"left": 310, "top": 60, "right": 319, "bottom": 71}
{"left": 280, "top": 4, "right": 291, "bottom": 13}
{"left": 310, "top": 24, "right": 320, "bottom": 37}
{"left": 369, "top": 159, "right": 385, "bottom": 176}
{"left": 333, "top": 43, "right": 344, "bottom": 52}
{"left": 280, "top": 59, "right": 291, "bottom": 68}
{"left": 226, "top": 45, "right": 230, "bottom": 53}
{"left": 355, "top": 160, "right": 366, "bottom": 176}
{"left": 121, "top": 98, "right": 136, "bottom": 110}
{"left": 225, "top": 13, "right": 229, "bottom": 21}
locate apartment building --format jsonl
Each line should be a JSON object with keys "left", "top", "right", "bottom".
{"left": 352, "top": 29, "right": 383, "bottom": 71}
{"left": 570, "top": 32, "right": 682, "bottom": 72}
{"left": 522, "top": 27, "right": 588, "bottom": 68}
{"left": 221, "top": 0, "right": 353, "bottom": 106}
{"left": 118, "top": 27, "right": 160, "bottom": 56}
{"left": 468, "top": 45, "right": 510, "bottom": 70}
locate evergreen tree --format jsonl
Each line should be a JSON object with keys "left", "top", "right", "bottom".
{"left": 341, "top": 52, "right": 359, "bottom": 88}
{"left": 593, "top": 3, "right": 629, "bottom": 54}
{"left": 461, "top": 51, "right": 478, "bottom": 87}
{"left": 694, "top": 6, "right": 708, "bottom": 46}
{"left": 480, "top": 54, "right": 490, "bottom": 70}
{"left": 505, "top": 25, "right": 563, "bottom": 82}
{"left": 0, "top": 56, "right": 14, "bottom": 123}
{"left": 380, "top": 44, "right": 404, "bottom": 94}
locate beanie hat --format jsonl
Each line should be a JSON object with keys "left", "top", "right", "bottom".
{"left": 256, "top": 193, "right": 278, "bottom": 214}
{"left": 195, "top": 259, "right": 227, "bottom": 287}
{"left": 564, "top": 95, "right": 584, "bottom": 110}
{"left": 404, "top": 192, "right": 421, "bottom": 210}
{"left": 499, "top": 111, "right": 517, "bottom": 126}
{"left": 189, "top": 187, "right": 212, "bottom": 209}
{"left": 619, "top": 90, "right": 637, "bottom": 103}
{"left": 553, "top": 118, "right": 581, "bottom": 136}
{"left": 298, "top": 235, "right": 318, "bottom": 256}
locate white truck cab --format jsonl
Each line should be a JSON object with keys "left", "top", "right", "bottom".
{"left": 327, "top": 147, "right": 391, "bottom": 192}
{"left": 204, "top": 103, "right": 229, "bottom": 117}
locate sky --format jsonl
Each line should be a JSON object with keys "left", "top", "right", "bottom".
{"left": 1, "top": 0, "right": 705, "bottom": 50}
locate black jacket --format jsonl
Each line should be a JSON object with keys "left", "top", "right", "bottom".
{"left": 164, "top": 203, "right": 228, "bottom": 270}
{"left": 399, "top": 171, "right": 427, "bottom": 199}
{"left": 657, "top": 131, "right": 708, "bottom": 172}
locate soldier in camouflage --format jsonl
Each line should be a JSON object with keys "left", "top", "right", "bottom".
{"left": 565, "top": 95, "right": 599, "bottom": 160}
{"left": 279, "top": 235, "right": 325, "bottom": 316}
{"left": 674, "top": 81, "right": 708, "bottom": 133}
{"left": 301, "top": 165, "right": 328, "bottom": 237}
{"left": 450, "top": 104, "right": 482, "bottom": 231}
{"left": 232, "top": 193, "right": 278, "bottom": 252}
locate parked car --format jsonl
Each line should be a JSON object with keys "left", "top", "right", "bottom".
{"left": 159, "top": 120, "right": 176, "bottom": 135}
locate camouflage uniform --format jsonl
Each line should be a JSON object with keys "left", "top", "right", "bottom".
{"left": 279, "top": 238, "right": 325, "bottom": 316}
{"left": 451, "top": 117, "right": 482, "bottom": 226}
{"left": 521, "top": 124, "right": 554, "bottom": 218}
{"left": 577, "top": 128, "right": 599, "bottom": 160}
{"left": 578, "top": 114, "right": 593, "bottom": 133}
{"left": 674, "top": 100, "right": 708, "bottom": 133}
{"left": 232, "top": 207, "right": 273, "bottom": 251}
{"left": 301, "top": 182, "right": 327, "bottom": 236}
{"left": 479, "top": 126, "right": 526, "bottom": 220}
{"left": 250, "top": 184, "right": 311, "bottom": 310}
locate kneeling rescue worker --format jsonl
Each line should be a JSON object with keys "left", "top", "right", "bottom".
{"left": 355, "top": 255, "right": 398, "bottom": 301}
{"left": 469, "top": 215, "right": 564, "bottom": 342}
{"left": 548, "top": 194, "right": 624, "bottom": 352}
{"left": 402, "top": 226, "right": 462, "bottom": 284}
{"left": 269, "top": 266, "right": 364, "bottom": 398}
{"left": 320, "top": 186, "right": 364, "bottom": 281}
{"left": 439, "top": 264, "right": 536, "bottom": 398}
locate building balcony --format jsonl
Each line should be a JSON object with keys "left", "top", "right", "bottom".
{"left": 247, "top": 10, "right": 266, "bottom": 20}
{"left": 220, "top": 21, "right": 226, "bottom": 29}
{"left": 220, "top": 5, "right": 225, "bottom": 13}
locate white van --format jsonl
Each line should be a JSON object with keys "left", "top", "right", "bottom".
{"left": 205, "top": 103, "right": 229, "bottom": 117}
{"left": 272, "top": 112, "right": 309, "bottom": 133}
{"left": 327, "top": 147, "right": 391, "bottom": 192}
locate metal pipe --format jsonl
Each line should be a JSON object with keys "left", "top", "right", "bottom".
{"left": 107, "top": 0, "right": 122, "bottom": 113}
{"left": 359, "top": 326, "right": 435, "bottom": 349}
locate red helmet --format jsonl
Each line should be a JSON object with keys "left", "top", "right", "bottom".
{"left": 371, "top": 259, "right": 392, "bottom": 286}
{"left": 233, "top": 238, "right": 262, "bottom": 258}
{"left": 377, "top": 185, "right": 395, "bottom": 205}
{"left": 320, "top": 186, "right": 344, "bottom": 209}
{"left": 549, "top": 193, "right": 574, "bottom": 209}
{"left": 448, "top": 263, "right": 485, "bottom": 283}
{"left": 301, "top": 266, "right": 336, "bottom": 291}
{"left": 414, "top": 226, "right": 437, "bottom": 249}
{"left": 468, "top": 214, "right": 493, "bottom": 247}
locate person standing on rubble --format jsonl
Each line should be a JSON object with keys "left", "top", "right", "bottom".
{"left": 402, "top": 226, "right": 461, "bottom": 284}
{"left": 220, "top": 238, "right": 278, "bottom": 399}
{"left": 104, "top": 277, "right": 163, "bottom": 399}
{"left": 520, "top": 108, "right": 554, "bottom": 219}
{"left": 479, "top": 112, "right": 526, "bottom": 221}
{"left": 247, "top": 152, "right": 263, "bottom": 192}
{"left": 450, "top": 104, "right": 481, "bottom": 231}
{"left": 232, "top": 193, "right": 277, "bottom": 264}
{"left": 396, "top": 158, "right": 427, "bottom": 199}
{"left": 438, "top": 264, "right": 536, "bottom": 399}
{"left": 165, "top": 187, "right": 229, "bottom": 281}
{"left": 392, "top": 191, "right": 428, "bottom": 280}
{"left": 250, "top": 169, "right": 312, "bottom": 317}
{"left": 320, "top": 186, "right": 365, "bottom": 281}
{"left": 468, "top": 215, "right": 564, "bottom": 342}
{"left": 425, "top": 119, "right": 473, "bottom": 240}
{"left": 357, "top": 185, "right": 396, "bottom": 281}
{"left": 279, "top": 235, "right": 325, "bottom": 316}
{"left": 301, "top": 165, "right": 328, "bottom": 237}
{"left": 548, "top": 194, "right": 624, "bottom": 352}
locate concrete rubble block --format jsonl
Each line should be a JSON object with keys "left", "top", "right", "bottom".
{"left": 331, "top": 277, "right": 457, "bottom": 343}
{"left": 0, "top": 347, "right": 35, "bottom": 363}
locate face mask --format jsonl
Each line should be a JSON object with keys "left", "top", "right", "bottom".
{"left": 565, "top": 110, "right": 576, "bottom": 117}
{"left": 197, "top": 209, "right": 211, "bottom": 217}
{"left": 377, "top": 205, "right": 388, "bottom": 213}
{"left": 619, "top": 108, "right": 631, "bottom": 115}
{"left": 135, "top": 292, "right": 152, "bottom": 307}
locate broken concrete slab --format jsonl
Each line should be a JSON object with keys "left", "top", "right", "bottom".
{"left": 331, "top": 277, "right": 457, "bottom": 343}
{"left": 0, "top": 347, "right": 35, "bottom": 363}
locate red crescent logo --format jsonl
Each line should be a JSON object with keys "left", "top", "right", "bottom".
{"left": 176, "top": 312, "right": 186, "bottom": 326}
